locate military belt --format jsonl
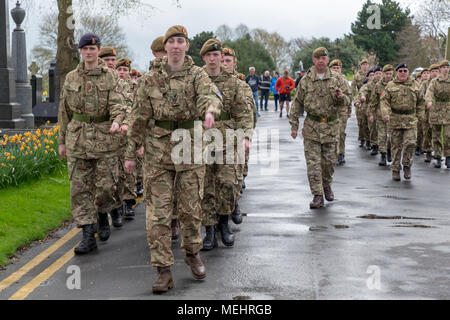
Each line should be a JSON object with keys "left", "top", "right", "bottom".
{"left": 73, "top": 113, "right": 110, "bottom": 123}
{"left": 155, "top": 120, "right": 196, "bottom": 131}
{"left": 391, "top": 108, "right": 414, "bottom": 115}
{"left": 217, "top": 112, "right": 232, "bottom": 121}
{"left": 307, "top": 113, "right": 339, "bottom": 123}
{"left": 435, "top": 98, "right": 450, "bottom": 103}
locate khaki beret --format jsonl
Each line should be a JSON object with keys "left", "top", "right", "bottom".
{"left": 200, "top": 38, "right": 223, "bottom": 56}
{"left": 439, "top": 60, "right": 450, "bottom": 67}
{"left": 360, "top": 58, "right": 369, "bottom": 65}
{"left": 416, "top": 71, "right": 423, "bottom": 78}
{"left": 423, "top": 67, "right": 429, "bottom": 72}
{"left": 312, "top": 47, "right": 328, "bottom": 59}
{"left": 99, "top": 46, "right": 116, "bottom": 58}
{"left": 329, "top": 59, "right": 342, "bottom": 68}
{"left": 429, "top": 64, "right": 440, "bottom": 71}
{"left": 223, "top": 47, "right": 235, "bottom": 57}
{"left": 116, "top": 58, "right": 131, "bottom": 69}
{"left": 382, "top": 64, "right": 394, "bottom": 72}
{"left": 164, "top": 25, "right": 188, "bottom": 44}
{"left": 151, "top": 36, "right": 166, "bottom": 52}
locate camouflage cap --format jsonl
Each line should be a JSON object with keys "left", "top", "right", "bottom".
{"left": 429, "top": 64, "right": 440, "bottom": 71}
{"left": 78, "top": 33, "right": 101, "bottom": 49}
{"left": 439, "top": 59, "right": 450, "bottom": 67}
{"left": 116, "top": 58, "right": 131, "bottom": 69}
{"left": 423, "top": 67, "right": 429, "bottom": 72}
{"left": 416, "top": 71, "right": 423, "bottom": 78}
{"left": 329, "top": 59, "right": 342, "bottom": 68}
{"left": 223, "top": 47, "right": 236, "bottom": 57}
{"left": 382, "top": 64, "right": 394, "bottom": 72}
{"left": 200, "top": 38, "right": 223, "bottom": 56}
{"left": 99, "top": 46, "right": 117, "bottom": 58}
{"left": 360, "top": 58, "right": 369, "bottom": 65}
{"left": 151, "top": 36, "right": 166, "bottom": 52}
{"left": 312, "top": 47, "right": 328, "bottom": 58}
{"left": 163, "top": 25, "right": 188, "bottom": 44}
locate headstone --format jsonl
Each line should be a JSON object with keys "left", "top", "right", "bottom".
{"left": 11, "top": 0, "right": 34, "bottom": 128}
{"left": 0, "top": 0, "right": 25, "bottom": 129}
{"left": 28, "top": 61, "right": 40, "bottom": 75}
{"left": 30, "top": 74, "right": 43, "bottom": 108}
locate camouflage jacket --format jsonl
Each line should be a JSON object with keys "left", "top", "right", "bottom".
{"left": 289, "top": 67, "right": 347, "bottom": 143}
{"left": 351, "top": 70, "right": 365, "bottom": 96}
{"left": 205, "top": 67, "right": 254, "bottom": 143}
{"left": 339, "top": 74, "right": 352, "bottom": 116}
{"left": 58, "top": 59, "right": 125, "bottom": 159}
{"left": 425, "top": 75, "right": 450, "bottom": 125}
{"left": 368, "top": 78, "right": 388, "bottom": 120}
{"left": 124, "top": 56, "right": 222, "bottom": 169}
{"left": 234, "top": 71, "right": 257, "bottom": 128}
{"left": 380, "top": 77, "right": 424, "bottom": 129}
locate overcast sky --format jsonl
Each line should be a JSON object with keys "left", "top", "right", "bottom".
{"left": 9, "top": 0, "right": 422, "bottom": 72}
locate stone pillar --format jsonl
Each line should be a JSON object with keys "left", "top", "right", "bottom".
{"left": 11, "top": 1, "right": 34, "bottom": 128}
{"left": 0, "top": 0, "right": 25, "bottom": 129}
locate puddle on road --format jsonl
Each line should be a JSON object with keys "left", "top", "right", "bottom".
{"left": 334, "top": 225, "right": 350, "bottom": 229}
{"left": 309, "top": 226, "right": 328, "bottom": 232}
{"left": 233, "top": 296, "right": 252, "bottom": 300}
{"left": 379, "top": 195, "right": 414, "bottom": 201}
{"left": 358, "top": 214, "right": 435, "bottom": 221}
{"left": 393, "top": 224, "right": 436, "bottom": 229}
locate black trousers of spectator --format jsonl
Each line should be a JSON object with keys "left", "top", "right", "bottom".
{"left": 260, "top": 90, "right": 269, "bottom": 111}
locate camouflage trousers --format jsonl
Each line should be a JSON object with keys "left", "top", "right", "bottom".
{"left": 304, "top": 139, "right": 337, "bottom": 196}
{"left": 117, "top": 157, "right": 137, "bottom": 203}
{"left": 390, "top": 128, "right": 417, "bottom": 172}
{"left": 135, "top": 157, "right": 143, "bottom": 184}
{"left": 368, "top": 116, "right": 378, "bottom": 145}
{"left": 202, "top": 163, "right": 239, "bottom": 226}
{"left": 416, "top": 119, "right": 424, "bottom": 150}
{"left": 377, "top": 120, "right": 391, "bottom": 153}
{"left": 422, "top": 113, "right": 433, "bottom": 153}
{"left": 432, "top": 124, "right": 450, "bottom": 158}
{"left": 145, "top": 165, "right": 205, "bottom": 267}
{"left": 236, "top": 149, "right": 250, "bottom": 200}
{"left": 67, "top": 156, "right": 119, "bottom": 227}
{"left": 243, "top": 151, "right": 250, "bottom": 177}
{"left": 356, "top": 107, "right": 369, "bottom": 142}
{"left": 338, "top": 113, "right": 348, "bottom": 155}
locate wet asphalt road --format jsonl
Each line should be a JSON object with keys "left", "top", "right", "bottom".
{"left": 1, "top": 102, "right": 449, "bottom": 300}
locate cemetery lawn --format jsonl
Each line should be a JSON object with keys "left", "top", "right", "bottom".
{"left": 0, "top": 169, "right": 71, "bottom": 266}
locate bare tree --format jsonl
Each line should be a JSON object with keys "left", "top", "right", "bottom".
{"left": 234, "top": 24, "right": 250, "bottom": 39}
{"left": 252, "top": 29, "right": 291, "bottom": 71}
{"left": 215, "top": 24, "right": 233, "bottom": 42}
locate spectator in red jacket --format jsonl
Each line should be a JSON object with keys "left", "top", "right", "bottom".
{"left": 275, "top": 71, "right": 295, "bottom": 118}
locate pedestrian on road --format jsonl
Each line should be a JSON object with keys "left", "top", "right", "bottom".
{"left": 271, "top": 71, "right": 280, "bottom": 112}
{"left": 259, "top": 71, "right": 271, "bottom": 111}
{"left": 276, "top": 70, "right": 295, "bottom": 118}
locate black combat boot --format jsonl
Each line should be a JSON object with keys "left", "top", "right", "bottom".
{"left": 446, "top": 157, "right": 450, "bottom": 169}
{"left": 387, "top": 148, "right": 392, "bottom": 162}
{"left": 366, "top": 141, "right": 372, "bottom": 150}
{"left": 415, "top": 147, "right": 421, "bottom": 156}
{"left": 201, "top": 226, "right": 218, "bottom": 251}
{"left": 136, "top": 182, "right": 144, "bottom": 198}
{"left": 379, "top": 153, "right": 387, "bottom": 166}
{"left": 242, "top": 177, "right": 247, "bottom": 189}
{"left": 370, "top": 145, "right": 379, "bottom": 156}
{"left": 338, "top": 154, "right": 346, "bottom": 165}
{"left": 231, "top": 202, "right": 243, "bottom": 225}
{"left": 359, "top": 140, "right": 365, "bottom": 148}
{"left": 97, "top": 213, "right": 111, "bottom": 242}
{"left": 124, "top": 199, "right": 136, "bottom": 220}
{"left": 425, "top": 152, "right": 432, "bottom": 163}
{"left": 434, "top": 156, "right": 442, "bottom": 168}
{"left": 74, "top": 224, "right": 97, "bottom": 255}
{"left": 110, "top": 207, "right": 123, "bottom": 228}
{"left": 217, "top": 215, "right": 234, "bottom": 247}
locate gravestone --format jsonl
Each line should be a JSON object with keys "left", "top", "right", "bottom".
{"left": 0, "top": 0, "right": 25, "bottom": 129}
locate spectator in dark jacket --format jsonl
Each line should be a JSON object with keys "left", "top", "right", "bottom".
{"left": 295, "top": 69, "right": 306, "bottom": 88}
{"left": 271, "top": 71, "right": 280, "bottom": 112}
{"left": 259, "top": 71, "right": 271, "bottom": 111}
{"left": 246, "top": 67, "right": 260, "bottom": 117}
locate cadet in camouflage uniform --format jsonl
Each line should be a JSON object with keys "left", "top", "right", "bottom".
{"left": 423, "top": 64, "right": 441, "bottom": 163}
{"left": 290, "top": 47, "right": 348, "bottom": 209}
{"left": 199, "top": 39, "right": 253, "bottom": 251}
{"left": 380, "top": 63, "right": 424, "bottom": 181}
{"left": 415, "top": 69, "right": 426, "bottom": 156}
{"left": 352, "top": 59, "right": 371, "bottom": 147}
{"left": 124, "top": 26, "right": 222, "bottom": 293}
{"left": 369, "top": 64, "right": 394, "bottom": 166}
{"left": 58, "top": 34, "right": 125, "bottom": 255}
{"left": 329, "top": 59, "right": 352, "bottom": 165}
{"left": 425, "top": 60, "right": 450, "bottom": 169}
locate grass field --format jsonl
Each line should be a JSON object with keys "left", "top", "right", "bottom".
{"left": 0, "top": 170, "right": 71, "bottom": 266}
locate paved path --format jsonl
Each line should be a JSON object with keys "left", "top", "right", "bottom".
{"left": 1, "top": 102, "right": 449, "bottom": 300}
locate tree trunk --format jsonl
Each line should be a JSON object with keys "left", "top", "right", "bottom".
{"left": 56, "top": 0, "right": 79, "bottom": 89}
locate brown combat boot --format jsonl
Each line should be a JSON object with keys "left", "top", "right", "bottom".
{"left": 184, "top": 253, "right": 206, "bottom": 280}
{"left": 404, "top": 167, "right": 411, "bottom": 180}
{"left": 323, "top": 185, "right": 335, "bottom": 202}
{"left": 152, "top": 267, "right": 174, "bottom": 293}
{"left": 310, "top": 195, "right": 324, "bottom": 209}
{"left": 171, "top": 219, "right": 180, "bottom": 241}
{"left": 392, "top": 171, "right": 401, "bottom": 181}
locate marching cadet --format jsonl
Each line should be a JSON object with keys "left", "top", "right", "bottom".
{"left": 354, "top": 69, "right": 375, "bottom": 150}
{"left": 58, "top": 33, "right": 125, "bottom": 254}
{"left": 199, "top": 39, "right": 253, "bottom": 251}
{"left": 352, "top": 59, "right": 371, "bottom": 148}
{"left": 426, "top": 60, "right": 450, "bottom": 169}
{"left": 124, "top": 26, "right": 222, "bottom": 293}
{"left": 369, "top": 64, "right": 394, "bottom": 166}
{"left": 423, "top": 64, "right": 440, "bottom": 163}
{"left": 416, "top": 68, "right": 430, "bottom": 156}
{"left": 380, "top": 63, "right": 424, "bottom": 181}
{"left": 289, "top": 47, "right": 348, "bottom": 209}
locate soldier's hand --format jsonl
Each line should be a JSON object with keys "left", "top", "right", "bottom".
{"left": 59, "top": 144, "right": 67, "bottom": 159}
{"left": 243, "top": 138, "right": 251, "bottom": 152}
{"left": 370, "top": 115, "right": 374, "bottom": 123}
{"left": 291, "top": 130, "right": 298, "bottom": 140}
{"left": 137, "top": 146, "right": 145, "bottom": 158}
{"left": 204, "top": 113, "right": 215, "bottom": 129}
{"left": 384, "top": 116, "right": 390, "bottom": 123}
{"left": 355, "top": 102, "right": 361, "bottom": 108}
{"left": 120, "top": 125, "right": 129, "bottom": 136}
{"left": 427, "top": 102, "right": 432, "bottom": 110}
{"left": 361, "top": 96, "right": 366, "bottom": 102}
{"left": 125, "top": 160, "right": 136, "bottom": 174}
{"left": 110, "top": 122, "right": 120, "bottom": 134}
{"left": 335, "top": 89, "right": 343, "bottom": 99}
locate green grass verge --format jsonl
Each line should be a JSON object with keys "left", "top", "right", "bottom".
{"left": 0, "top": 169, "right": 71, "bottom": 266}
